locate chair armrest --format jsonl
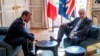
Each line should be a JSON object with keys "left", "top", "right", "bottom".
{"left": 80, "top": 38, "right": 99, "bottom": 48}
{"left": 0, "top": 41, "right": 22, "bottom": 56}
{"left": 0, "top": 41, "right": 13, "bottom": 56}
{"left": 0, "top": 47, "right": 6, "bottom": 56}
{"left": 0, "top": 27, "right": 9, "bottom": 35}
{"left": 88, "top": 25, "right": 100, "bottom": 40}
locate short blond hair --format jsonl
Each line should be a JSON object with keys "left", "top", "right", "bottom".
{"left": 78, "top": 8, "right": 86, "bottom": 13}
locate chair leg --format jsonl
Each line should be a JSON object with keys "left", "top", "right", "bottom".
{"left": 51, "top": 47, "right": 58, "bottom": 56}
{"left": 35, "top": 47, "right": 38, "bottom": 56}
{"left": 85, "top": 48, "right": 88, "bottom": 56}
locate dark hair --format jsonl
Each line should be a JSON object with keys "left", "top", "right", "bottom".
{"left": 21, "top": 10, "right": 30, "bottom": 17}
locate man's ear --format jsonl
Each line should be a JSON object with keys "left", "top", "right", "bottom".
{"left": 23, "top": 15, "right": 26, "bottom": 18}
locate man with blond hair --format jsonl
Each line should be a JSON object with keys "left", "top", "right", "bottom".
{"left": 57, "top": 8, "right": 92, "bottom": 46}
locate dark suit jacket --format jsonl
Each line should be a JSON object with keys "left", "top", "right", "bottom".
{"left": 67, "top": 17, "right": 92, "bottom": 40}
{"left": 4, "top": 17, "right": 34, "bottom": 43}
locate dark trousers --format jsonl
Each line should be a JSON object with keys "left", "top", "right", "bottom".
{"left": 57, "top": 25, "right": 81, "bottom": 46}
{"left": 8, "top": 38, "right": 33, "bottom": 56}
{"left": 8, "top": 33, "right": 34, "bottom": 56}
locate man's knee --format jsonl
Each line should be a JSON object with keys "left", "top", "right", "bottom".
{"left": 29, "top": 33, "right": 34, "bottom": 37}
{"left": 60, "top": 25, "right": 66, "bottom": 29}
{"left": 72, "top": 36, "right": 80, "bottom": 42}
{"left": 19, "top": 38, "right": 28, "bottom": 44}
{"left": 29, "top": 33, "right": 34, "bottom": 41}
{"left": 60, "top": 24, "right": 70, "bottom": 30}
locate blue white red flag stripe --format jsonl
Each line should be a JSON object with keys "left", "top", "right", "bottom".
{"left": 66, "top": 0, "right": 76, "bottom": 17}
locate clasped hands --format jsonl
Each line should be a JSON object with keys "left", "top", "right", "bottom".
{"left": 70, "top": 32, "right": 77, "bottom": 39}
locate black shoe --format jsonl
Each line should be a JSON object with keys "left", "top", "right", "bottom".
{"left": 50, "top": 36, "right": 56, "bottom": 41}
{"left": 24, "top": 55, "right": 29, "bottom": 56}
{"left": 50, "top": 36, "right": 60, "bottom": 47}
{"left": 29, "top": 52, "right": 35, "bottom": 56}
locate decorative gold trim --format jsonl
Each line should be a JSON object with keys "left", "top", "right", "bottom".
{"left": 12, "top": 6, "right": 16, "bottom": 10}
{"left": 12, "top": 6, "right": 21, "bottom": 11}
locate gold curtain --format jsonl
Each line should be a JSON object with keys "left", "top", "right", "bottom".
{"left": 42, "top": 0, "right": 49, "bottom": 29}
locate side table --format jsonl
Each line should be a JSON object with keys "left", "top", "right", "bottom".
{"left": 35, "top": 40, "right": 58, "bottom": 56}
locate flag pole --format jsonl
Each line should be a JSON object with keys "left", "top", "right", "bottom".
{"left": 49, "top": 19, "right": 54, "bottom": 32}
{"left": 69, "top": 16, "right": 71, "bottom": 22}
{"left": 61, "top": 16, "right": 63, "bottom": 24}
{"left": 50, "top": 0, "right": 54, "bottom": 32}
{"left": 52, "top": 20, "right": 54, "bottom": 32}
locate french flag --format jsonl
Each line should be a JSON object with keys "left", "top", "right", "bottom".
{"left": 47, "top": 0, "right": 57, "bottom": 21}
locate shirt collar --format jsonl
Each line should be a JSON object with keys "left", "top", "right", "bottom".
{"left": 22, "top": 18, "right": 26, "bottom": 24}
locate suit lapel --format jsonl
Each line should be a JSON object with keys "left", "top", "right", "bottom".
{"left": 19, "top": 17, "right": 25, "bottom": 26}
{"left": 78, "top": 17, "right": 87, "bottom": 29}
{"left": 74, "top": 18, "right": 80, "bottom": 26}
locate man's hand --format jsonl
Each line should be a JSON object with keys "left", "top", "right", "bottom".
{"left": 27, "top": 39, "right": 32, "bottom": 42}
{"left": 70, "top": 33, "right": 74, "bottom": 39}
{"left": 70, "top": 32, "right": 77, "bottom": 39}
{"left": 28, "top": 33, "right": 34, "bottom": 41}
{"left": 74, "top": 32, "right": 77, "bottom": 35}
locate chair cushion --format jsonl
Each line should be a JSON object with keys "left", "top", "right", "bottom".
{"left": 0, "top": 41, "right": 22, "bottom": 56}
{"left": 0, "top": 47, "right": 6, "bottom": 56}
{"left": 80, "top": 38, "right": 99, "bottom": 47}
{"left": 63, "top": 38, "right": 71, "bottom": 48}
{"left": 0, "top": 27, "right": 9, "bottom": 35}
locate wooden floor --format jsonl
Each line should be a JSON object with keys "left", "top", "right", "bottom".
{"left": 30, "top": 28, "right": 50, "bottom": 41}
{"left": 18, "top": 28, "right": 100, "bottom": 56}
{"left": 18, "top": 28, "right": 51, "bottom": 56}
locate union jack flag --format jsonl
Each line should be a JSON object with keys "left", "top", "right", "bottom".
{"left": 66, "top": 0, "right": 76, "bottom": 18}
{"left": 58, "top": 0, "right": 76, "bottom": 19}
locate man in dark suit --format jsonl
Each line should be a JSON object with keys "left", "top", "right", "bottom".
{"left": 4, "top": 11, "right": 35, "bottom": 56}
{"left": 57, "top": 8, "right": 92, "bottom": 46}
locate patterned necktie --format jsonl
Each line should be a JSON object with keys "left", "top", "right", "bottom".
{"left": 69, "top": 19, "right": 82, "bottom": 36}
